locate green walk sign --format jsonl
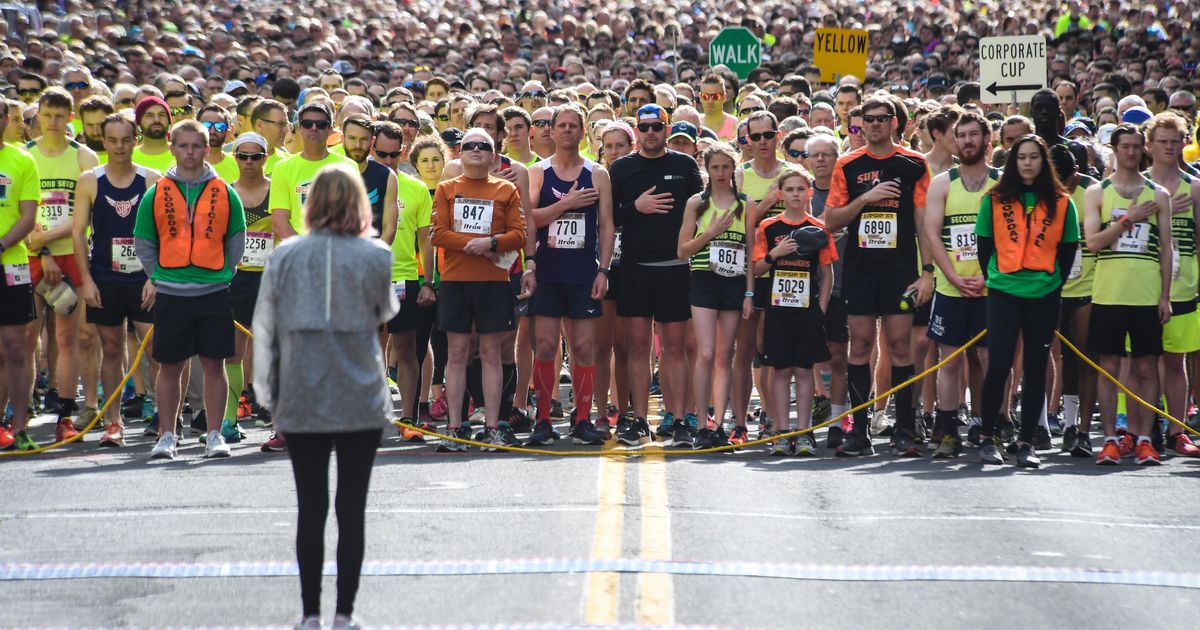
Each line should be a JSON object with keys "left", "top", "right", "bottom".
{"left": 709, "top": 27, "right": 761, "bottom": 80}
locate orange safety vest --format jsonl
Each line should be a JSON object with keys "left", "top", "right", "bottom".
{"left": 990, "top": 192, "right": 1070, "bottom": 274}
{"left": 153, "top": 178, "right": 231, "bottom": 271}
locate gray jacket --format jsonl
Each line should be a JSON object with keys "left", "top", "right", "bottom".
{"left": 252, "top": 231, "right": 399, "bottom": 433}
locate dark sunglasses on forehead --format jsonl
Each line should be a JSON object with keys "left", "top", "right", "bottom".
{"left": 637, "top": 122, "right": 666, "bottom": 132}
{"left": 235, "top": 151, "right": 266, "bottom": 161}
{"left": 404, "top": 81, "right": 425, "bottom": 90}
{"left": 375, "top": 150, "right": 403, "bottom": 159}
{"left": 299, "top": 119, "right": 331, "bottom": 129}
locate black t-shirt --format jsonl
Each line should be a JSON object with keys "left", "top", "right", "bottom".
{"left": 610, "top": 150, "right": 703, "bottom": 264}
{"left": 826, "top": 145, "right": 930, "bottom": 271}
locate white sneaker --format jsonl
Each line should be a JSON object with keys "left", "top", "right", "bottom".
{"left": 332, "top": 614, "right": 361, "bottom": 629}
{"left": 871, "top": 409, "right": 894, "bottom": 434}
{"left": 205, "top": 431, "right": 231, "bottom": 458}
{"left": 294, "top": 615, "right": 321, "bottom": 629}
{"left": 150, "top": 432, "right": 177, "bottom": 459}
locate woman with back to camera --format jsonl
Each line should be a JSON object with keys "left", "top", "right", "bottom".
{"left": 973, "top": 135, "right": 1081, "bottom": 469}
{"left": 253, "top": 162, "right": 399, "bottom": 629}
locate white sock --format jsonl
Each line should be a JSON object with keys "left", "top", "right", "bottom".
{"left": 1038, "top": 396, "right": 1050, "bottom": 429}
{"left": 830, "top": 403, "right": 848, "bottom": 419}
{"left": 1062, "top": 395, "right": 1080, "bottom": 428}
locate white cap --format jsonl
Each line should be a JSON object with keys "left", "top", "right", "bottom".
{"left": 232, "top": 132, "right": 268, "bottom": 151}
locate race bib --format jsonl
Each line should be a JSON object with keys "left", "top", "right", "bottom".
{"left": 1110, "top": 209, "right": 1149, "bottom": 254}
{"left": 4, "top": 263, "right": 31, "bottom": 286}
{"left": 709, "top": 241, "right": 744, "bottom": 277}
{"left": 453, "top": 198, "right": 494, "bottom": 234}
{"left": 612, "top": 231, "right": 622, "bottom": 265}
{"left": 948, "top": 225, "right": 977, "bottom": 261}
{"left": 549, "top": 212, "right": 585, "bottom": 249}
{"left": 241, "top": 231, "right": 273, "bottom": 267}
{"left": 110, "top": 238, "right": 142, "bottom": 273}
{"left": 1068, "top": 250, "right": 1083, "bottom": 280}
{"left": 392, "top": 281, "right": 407, "bottom": 303}
{"left": 858, "top": 212, "right": 897, "bottom": 249}
{"left": 771, "top": 270, "right": 810, "bottom": 308}
{"left": 37, "top": 192, "right": 71, "bottom": 231}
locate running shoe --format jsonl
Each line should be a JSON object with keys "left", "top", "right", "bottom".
{"left": 915, "top": 412, "right": 932, "bottom": 443}
{"left": 1016, "top": 443, "right": 1040, "bottom": 468}
{"left": 98, "top": 423, "right": 125, "bottom": 448}
{"left": 1096, "top": 440, "right": 1121, "bottom": 466}
{"left": 331, "top": 613, "right": 361, "bottom": 629}
{"left": 295, "top": 614, "right": 322, "bottom": 629}
{"left": 1060, "top": 425, "right": 1078, "bottom": 453}
{"left": 617, "top": 416, "right": 653, "bottom": 446}
{"left": 795, "top": 434, "right": 817, "bottom": 457}
{"left": 150, "top": 432, "right": 178, "bottom": 460}
{"left": 966, "top": 423, "right": 982, "bottom": 447}
{"left": 811, "top": 395, "right": 831, "bottom": 422}
{"left": 768, "top": 433, "right": 791, "bottom": 456}
{"left": 121, "top": 393, "right": 146, "bottom": 419}
{"left": 979, "top": 439, "right": 1004, "bottom": 465}
{"left": 468, "top": 406, "right": 487, "bottom": 425}
{"left": 549, "top": 398, "right": 565, "bottom": 419}
{"left": 237, "top": 395, "right": 253, "bottom": 421}
{"left": 1115, "top": 412, "right": 1128, "bottom": 430}
{"left": 594, "top": 417, "right": 612, "bottom": 441}
{"left": 825, "top": 424, "right": 845, "bottom": 449}
{"left": 481, "top": 427, "right": 507, "bottom": 452}
{"left": 570, "top": 420, "right": 606, "bottom": 445}
{"left": 670, "top": 416, "right": 693, "bottom": 447}
{"left": 932, "top": 434, "right": 962, "bottom": 458}
{"left": 1151, "top": 419, "right": 1166, "bottom": 454}
{"left": 1169, "top": 433, "right": 1200, "bottom": 457}
{"left": 835, "top": 433, "right": 875, "bottom": 457}
{"left": 401, "top": 420, "right": 433, "bottom": 442}
{"left": 1117, "top": 431, "right": 1135, "bottom": 458}
{"left": 55, "top": 417, "right": 79, "bottom": 442}
{"left": 892, "top": 428, "right": 921, "bottom": 458}
{"left": 1134, "top": 440, "right": 1161, "bottom": 466}
{"left": 1071, "top": 432, "right": 1093, "bottom": 458}
{"left": 1032, "top": 425, "right": 1053, "bottom": 451}
{"left": 1048, "top": 412, "right": 1064, "bottom": 436}
{"left": 648, "top": 371, "right": 661, "bottom": 396}
{"left": 606, "top": 404, "right": 620, "bottom": 422}
{"left": 508, "top": 407, "right": 534, "bottom": 433}
{"left": 436, "top": 425, "right": 471, "bottom": 453}
{"left": 728, "top": 425, "right": 749, "bottom": 447}
{"left": 999, "top": 415, "right": 1016, "bottom": 442}
{"left": 527, "top": 419, "right": 558, "bottom": 446}
{"left": 189, "top": 409, "right": 208, "bottom": 436}
{"left": 871, "top": 409, "right": 893, "bottom": 435}
{"left": 656, "top": 412, "right": 676, "bottom": 438}
{"left": 429, "top": 393, "right": 449, "bottom": 421}
{"left": 261, "top": 431, "right": 287, "bottom": 452}
{"left": 691, "top": 427, "right": 718, "bottom": 450}
{"left": 497, "top": 422, "right": 521, "bottom": 446}
{"left": 13, "top": 431, "right": 37, "bottom": 452}
{"left": 205, "top": 431, "right": 232, "bottom": 458}
{"left": 220, "top": 418, "right": 242, "bottom": 443}
{"left": 42, "top": 387, "right": 62, "bottom": 415}
{"left": 0, "top": 425, "right": 12, "bottom": 450}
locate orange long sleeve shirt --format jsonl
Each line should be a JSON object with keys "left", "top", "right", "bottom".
{"left": 431, "top": 174, "right": 526, "bottom": 282}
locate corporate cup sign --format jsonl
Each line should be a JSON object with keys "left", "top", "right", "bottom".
{"left": 978, "top": 35, "right": 1048, "bottom": 105}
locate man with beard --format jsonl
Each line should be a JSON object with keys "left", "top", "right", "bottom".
{"left": 77, "top": 96, "right": 114, "bottom": 162}
{"left": 198, "top": 104, "right": 239, "bottom": 183}
{"left": 342, "top": 114, "right": 398, "bottom": 243}
{"left": 921, "top": 111, "right": 997, "bottom": 458}
{"left": 132, "top": 97, "right": 175, "bottom": 174}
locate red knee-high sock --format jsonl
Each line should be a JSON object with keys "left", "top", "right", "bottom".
{"left": 533, "top": 358, "right": 557, "bottom": 422}
{"left": 574, "top": 365, "right": 595, "bottom": 423}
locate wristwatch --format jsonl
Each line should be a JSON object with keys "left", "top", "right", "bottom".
{"left": 597, "top": 267, "right": 610, "bottom": 275}
{"left": 922, "top": 263, "right": 935, "bottom": 274}
{"left": 764, "top": 253, "right": 776, "bottom": 265}
{"left": 489, "top": 236, "right": 498, "bottom": 252}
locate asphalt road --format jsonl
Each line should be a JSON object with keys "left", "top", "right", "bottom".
{"left": 3, "top": 402, "right": 1200, "bottom": 629}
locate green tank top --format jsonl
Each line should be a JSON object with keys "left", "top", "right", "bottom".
{"left": 1062, "top": 174, "right": 1099, "bottom": 298}
{"left": 26, "top": 139, "right": 83, "bottom": 256}
{"left": 936, "top": 167, "right": 999, "bottom": 297}
{"left": 690, "top": 194, "right": 748, "bottom": 275}
{"left": 1144, "top": 169, "right": 1197, "bottom": 303}
{"left": 1093, "top": 176, "right": 1162, "bottom": 306}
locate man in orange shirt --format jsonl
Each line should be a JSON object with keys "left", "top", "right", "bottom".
{"left": 431, "top": 128, "right": 527, "bottom": 451}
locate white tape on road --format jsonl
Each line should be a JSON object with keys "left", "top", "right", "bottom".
{"left": 3, "top": 558, "right": 1199, "bottom": 590}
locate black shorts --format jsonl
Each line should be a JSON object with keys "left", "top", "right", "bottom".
{"left": 509, "top": 272, "right": 532, "bottom": 319}
{"left": 842, "top": 266, "right": 917, "bottom": 316}
{"left": 912, "top": 296, "right": 932, "bottom": 327}
{"left": 926, "top": 293, "right": 987, "bottom": 347}
{"left": 761, "top": 310, "right": 832, "bottom": 369}
{"left": 152, "top": 289, "right": 235, "bottom": 364}
{"left": 438, "top": 280, "right": 516, "bottom": 334}
{"left": 0, "top": 276, "right": 35, "bottom": 326}
{"left": 753, "top": 276, "right": 771, "bottom": 310}
{"left": 1062, "top": 296, "right": 1091, "bottom": 313}
{"left": 603, "top": 264, "right": 621, "bottom": 301}
{"left": 1087, "top": 304, "right": 1162, "bottom": 357}
{"left": 230, "top": 270, "right": 263, "bottom": 327}
{"left": 824, "top": 295, "right": 849, "bottom": 343}
{"left": 617, "top": 263, "right": 690, "bottom": 323}
{"left": 689, "top": 270, "right": 745, "bottom": 311}
{"left": 533, "top": 280, "right": 601, "bottom": 319}
{"left": 86, "top": 281, "right": 152, "bottom": 327}
{"left": 385, "top": 280, "right": 421, "bottom": 333}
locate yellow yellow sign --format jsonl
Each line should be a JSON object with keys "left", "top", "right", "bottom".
{"left": 813, "top": 28, "right": 869, "bottom": 83}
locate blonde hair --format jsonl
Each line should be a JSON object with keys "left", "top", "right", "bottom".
{"left": 304, "top": 162, "right": 373, "bottom": 236}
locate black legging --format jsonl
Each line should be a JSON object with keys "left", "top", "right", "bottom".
{"left": 286, "top": 429, "right": 383, "bottom": 618}
{"left": 980, "top": 289, "right": 1060, "bottom": 443}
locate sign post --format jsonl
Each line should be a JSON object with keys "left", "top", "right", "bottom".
{"left": 813, "top": 28, "right": 869, "bottom": 84}
{"left": 709, "top": 27, "right": 761, "bottom": 80}
{"left": 978, "top": 35, "right": 1047, "bottom": 105}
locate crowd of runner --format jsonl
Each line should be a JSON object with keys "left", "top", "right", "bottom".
{"left": 2, "top": 2, "right": 1200, "bottom": 467}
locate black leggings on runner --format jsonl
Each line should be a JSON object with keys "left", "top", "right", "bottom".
{"left": 980, "top": 290, "right": 1060, "bottom": 443}
{"left": 286, "top": 429, "right": 383, "bottom": 617}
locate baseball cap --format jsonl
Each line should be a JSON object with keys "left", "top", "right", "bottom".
{"left": 224, "top": 80, "right": 248, "bottom": 95}
{"left": 1064, "top": 120, "right": 1091, "bottom": 138}
{"left": 441, "top": 127, "right": 465, "bottom": 147}
{"left": 667, "top": 121, "right": 698, "bottom": 142}
{"left": 1097, "top": 123, "right": 1118, "bottom": 145}
{"left": 1122, "top": 106, "right": 1152, "bottom": 125}
{"left": 636, "top": 104, "right": 669, "bottom": 124}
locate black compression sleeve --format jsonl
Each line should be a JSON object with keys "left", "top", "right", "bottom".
{"left": 977, "top": 236, "right": 994, "bottom": 281}
{"left": 1057, "top": 241, "right": 1077, "bottom": 284}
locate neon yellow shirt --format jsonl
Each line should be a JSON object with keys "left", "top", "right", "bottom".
{"left": 268, "top": 151, "right": 356, "bottom": 235}
{"left": 391, "top": 171, "right": 433, "bottom": 282}
{"left": 0, "top": 145, "right": 40, "bottom": 265}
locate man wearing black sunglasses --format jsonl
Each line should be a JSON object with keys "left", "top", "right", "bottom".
{"left": 270, "top": 102, "right": 355, "bottom": 239}
{"left": 609, "top": 104, "right": 703, "bottom": 444}
{"left": 198, "top": 105, "right": 239, "bottom": 184}
{"left": 824, "top": 97, "right": 934, "bottom": 458}
{"left": 60, "top": 67, "right": 93, "bottom": 138}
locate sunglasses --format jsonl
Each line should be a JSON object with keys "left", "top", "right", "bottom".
{"left": 169, "top": 106, "right": 193, "bottom": 116}
{"left": 375, "top": 150, "right": 402, "bottom": 159}
{"left": 797, "top": 108, "right": 811, "bottom": 116}
{"left": 201, "top": 121, "right": 229, "bottom": 133}
{"left": 637, "top": 122, "right": 666, "bottom": 132}
{"left": 532, "top": 119, "right": 552, "bottom": 127}
{"left": 64, "top": 81, "right": 90, "bottom": 91}
{"left": 391, "top": 118, "right": 420, "bottom": 129}
{"left": 747, "top": 130, "right": 777, "bottom": 141}
{"left": 862, "top": 114, "right": 894, "bottom": 124}
{"left": 848, "top": 125, "right": 862, "bottom": 135}
{"left": 460, "top": 141, "right": 493, "bottom": 152}
{"left": 299, "top": 119, "right": 331, "bottom": 129}
{"left": 739, "top": 106, "right": 764, "bottom": 116}
{"left": 17, "top": 88, "right": 40, "bottom": 97}
{"left": 164, "top": 90, "right": 187, "bottom": 99}
{"left": 699, "top": 93, "right": 722, "bottom": 101}
{"left": 235, "top": 152, "right": 266, "bottom": 161}
{"left": 117, "top": 98, "right": 135, "bottom": 107}
{"left": 786, "top": 149, "right": 808, "bottom": 159}
{"left": 403, "top": 80, "right": 426, "bottom": 90}
{"left": 436, "top": 114, "right": 450, "bottom": 121}
{"left": 519, "top": 91, "right": 548, "bottom": 99}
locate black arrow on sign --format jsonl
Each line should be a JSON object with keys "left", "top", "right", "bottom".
{"left": 986, "top": 81, "right": 1042, "bottom": 96}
